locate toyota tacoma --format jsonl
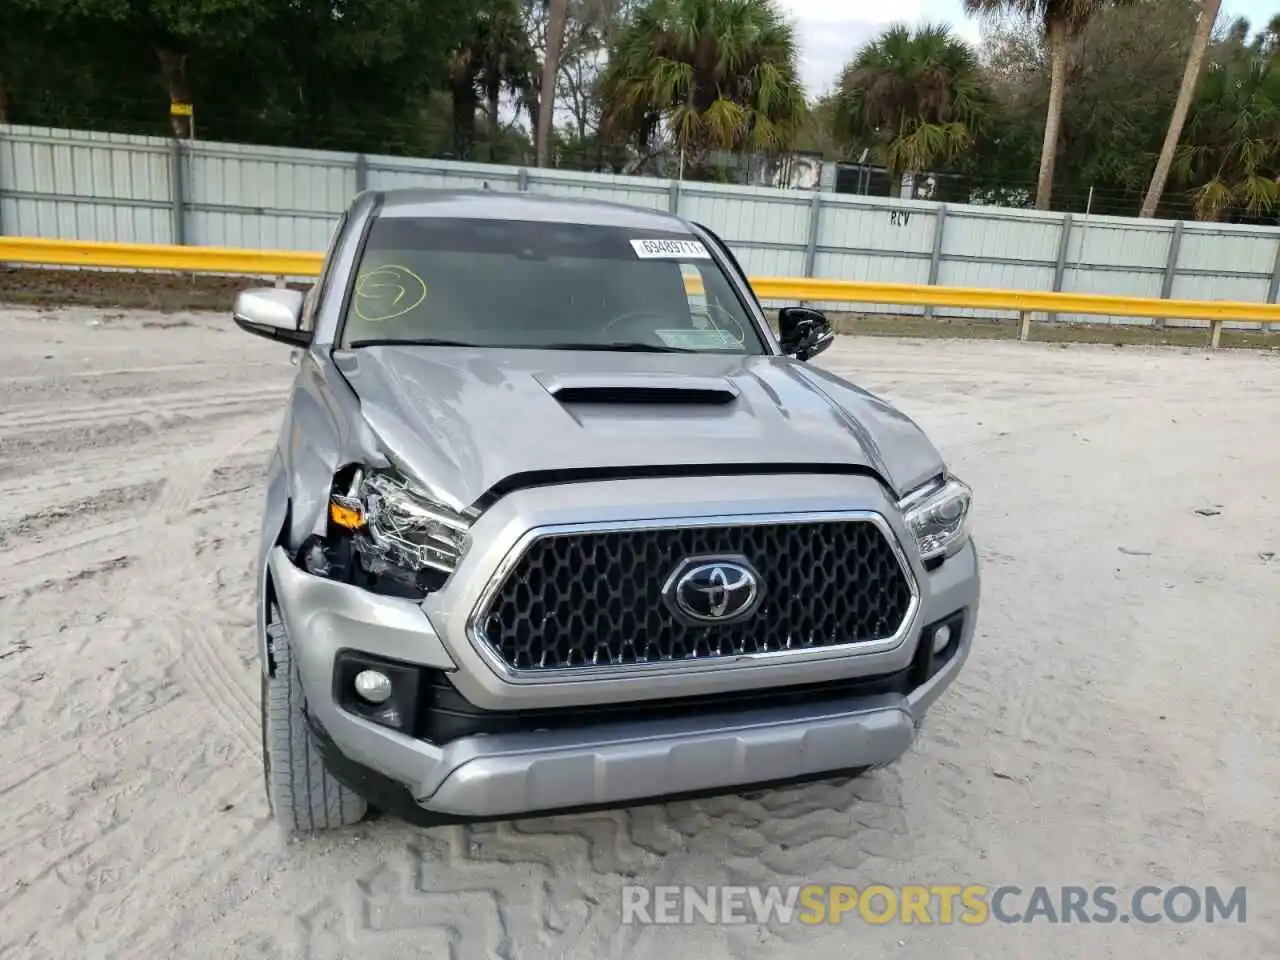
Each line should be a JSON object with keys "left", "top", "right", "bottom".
{"left": 233, "top": 188, "right": 979, "bottom": 833}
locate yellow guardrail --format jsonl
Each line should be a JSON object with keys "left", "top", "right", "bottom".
{"left": 0, "top": 236, "right": 322, "bottom": 277}
{"left": 3, "top": 235, "right": 1278, "bottom": 347}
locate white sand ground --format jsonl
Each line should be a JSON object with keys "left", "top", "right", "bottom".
{"left": 0, "top": 305, "right": 1277, "bottom": 960}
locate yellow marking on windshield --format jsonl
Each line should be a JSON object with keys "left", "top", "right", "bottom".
{"left": 354, "top": 264, "right": 428, "bottom": 322}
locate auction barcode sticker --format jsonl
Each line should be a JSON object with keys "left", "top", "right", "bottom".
{"left": 630, "top": 238, "right": 711, "bottom": 259}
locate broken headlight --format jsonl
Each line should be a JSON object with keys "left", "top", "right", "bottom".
{"left": 328, "top": 467, "right": 472, "bottom": 590}
{"left": 899, "top": 475, "right": 972, "bottom": 562}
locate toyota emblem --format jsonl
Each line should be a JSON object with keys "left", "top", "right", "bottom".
{"left": 664, "top": 556, "right": 762, "bottom": 625}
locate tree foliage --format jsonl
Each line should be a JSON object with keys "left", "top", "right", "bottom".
{"left": 597, "top": 0, "right": 807, "bottom": 177}
{"left": 963, "top": 0, "right": 1137, "bottom": 209}
{"left": 0, "top": 0, "right": 476, "bottom": 150}
{"left": 1175, "top": 35, "right": 1280, "bottom": 219}
{"left": 834, "top": 24, "right": 992, "bottom": 195}
{"left": 448, "top": 0, "right": 538, "bottom": 161}
{"left": 962, "top": 1, "right": 1280, "bottom": 220}
{"left": 3, "top": 0, "right": 1280, "bottom": 217}
{"left": 961, "top": 0, "right": 1200, "bottom": 214}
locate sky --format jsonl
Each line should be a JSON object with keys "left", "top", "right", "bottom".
{"left": 782, "top": 0, "right": 1280, "bottom": 99}
{"left": 779, "top": 0, "right": 979, "bottom": 98}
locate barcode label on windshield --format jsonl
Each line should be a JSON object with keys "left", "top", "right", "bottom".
{"left": 630, "top": 238, "right": 710, "bottom": 259}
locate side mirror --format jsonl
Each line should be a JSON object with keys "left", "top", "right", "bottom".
{"left": 232, "top": 287, "right": 308, "bottom": 347}
{"left": 778, "top": 306, "right": 834, "bottom": 361}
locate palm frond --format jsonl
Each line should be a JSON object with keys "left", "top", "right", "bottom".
{"left": 598, "top": 0, "right": 806, "bottom": 161}
{"left": 834, "top": 22, "right": 991, "bottom": 179}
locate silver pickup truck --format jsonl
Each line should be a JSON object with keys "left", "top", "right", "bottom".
{"left": 233, "top": 188, "right": 979, "bottom": 833}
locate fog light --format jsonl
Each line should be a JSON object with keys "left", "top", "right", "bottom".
{"left": 334, "top": 651, "right": 423, "bottom": 733}
{"left": 354, "top": 669, "right": 393, "bottom": 704}
{"left": 932, "top": 624, "right": 952, "bottom": 655}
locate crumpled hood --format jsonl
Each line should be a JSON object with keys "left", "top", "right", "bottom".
{"left": 334, "top": 346, "right": 944, "bottom": 510}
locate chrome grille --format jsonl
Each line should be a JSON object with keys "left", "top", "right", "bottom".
{"left": 472, "top": 517, "right": 915, "bottom": 674}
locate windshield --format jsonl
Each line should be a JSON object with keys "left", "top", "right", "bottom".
{"left": 338, "top": 215, "right": 767, "bottom": 354}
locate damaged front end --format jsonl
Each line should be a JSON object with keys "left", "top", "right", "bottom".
{"left": 295, "top": 463, "right": 478, "bottom": 601}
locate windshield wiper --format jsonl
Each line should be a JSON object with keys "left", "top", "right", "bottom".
{"left": 347, "top": 337, "right": 479, "bottom": 348}
{"left": 539, "top": 341, "right": 697, "bottom": 353}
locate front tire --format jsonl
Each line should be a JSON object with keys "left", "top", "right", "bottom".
{"left": 261, "top": 602, "right": 368, "bottom": 832}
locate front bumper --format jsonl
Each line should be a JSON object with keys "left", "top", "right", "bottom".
{"left": 266, "top": 502, "right": 978, "bottom": 821}
{"left": 307, "top": 690, "right": 920, "bottom": 822}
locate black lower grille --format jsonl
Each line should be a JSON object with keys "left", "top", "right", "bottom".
{"left": 419, "top": 667, "right": 917, "bottom": 744}
{"left": 476, "top": 519, "right": 914, "bottom": 672}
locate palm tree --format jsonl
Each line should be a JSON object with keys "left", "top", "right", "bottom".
{"left": 1139, "top": 0, "right": 1222, "bottom": 217}
{"left": 449, "top": 0, "right": 537, "bottom": 161}
{"left": 478, "top": 6, "right": 538, "bottom": 155}
{"left": 834, "top": 24, "right": 991, "bottom": 197}
{"left": 598, "top": 0, "right": 807, "bottom": 178}
{"left": 1173, "top": 42, "right": 1280, "bottom": 220}
{"left": 963, "top": 0, "right": 1130, "bottom": 210}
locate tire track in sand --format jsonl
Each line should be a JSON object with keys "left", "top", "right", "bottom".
{"left": 128, "top": 413, "right": 281, "bottom": 756}
{"left": 4, "top": 382, "right": 285, "bottom": 434}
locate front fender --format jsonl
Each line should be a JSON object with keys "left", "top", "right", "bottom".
{"left": 256, "top": 349, "right": 388, "bottom": 674}
{"left": 256, "top": 448, "right": 292, "bottom": 676}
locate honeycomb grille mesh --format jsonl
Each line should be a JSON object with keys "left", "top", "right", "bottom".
{"left": 475, "top": 520, "right": 914, "bottom": 672}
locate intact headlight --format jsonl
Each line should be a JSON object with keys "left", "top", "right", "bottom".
{"left": 899, "top": 475, "right": 972, "bottom": 562}
{"left": 330, "top": 467, "right": 472, "bottom": 579}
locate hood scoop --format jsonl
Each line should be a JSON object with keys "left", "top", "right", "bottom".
{"left": 536, "top": 372, "right": 740, "bottom": 406}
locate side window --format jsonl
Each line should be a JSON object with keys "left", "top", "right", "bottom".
{"left": 299, "top": 212, "right": 348, "bottom": 333}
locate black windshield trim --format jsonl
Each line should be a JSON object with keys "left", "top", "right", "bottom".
{"left": 344, "top": 340, "right": 734, "bottom": 354}
{"left": 537, "top": 341, "right": 699, "bottom": 353}
{"left": 331, "top": 192, "right": 383, "bottom": 353}
{"left": 349, "top": 337, "right": 479, "bottom": 349}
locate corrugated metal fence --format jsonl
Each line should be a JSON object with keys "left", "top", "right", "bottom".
{"left": 3, "top": 123, "right": 1280, "bottom": 329}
